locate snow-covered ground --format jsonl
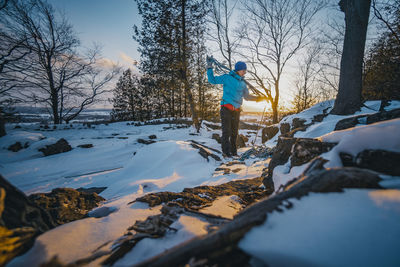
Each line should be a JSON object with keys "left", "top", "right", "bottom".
{"left": 2, "top": 99, "right": 400, "bottom": 266}
{"left": 1, "top": 119, "right": 265, "bottom": 266}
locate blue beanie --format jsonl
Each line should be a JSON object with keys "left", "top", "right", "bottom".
{"left": 234, "top": 61, "right": 247, "bottom": 71}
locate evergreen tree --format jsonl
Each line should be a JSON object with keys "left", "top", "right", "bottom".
{"left": 111, "top": 69, "right": 141, "bottom": 121}
{"left": 363, "top": 3, "right": 400, "bottom": 100}
{"left": 133, "top": 0, "right": 212, "bottom": 126}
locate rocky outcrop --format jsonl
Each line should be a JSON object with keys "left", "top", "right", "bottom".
{"left": 239, "top": 146, "right": 272, "bottom": 161}
{"left": 7, "top": 142, "right": 26, "bottom": 152}
{"left": 190, "top": 140, "right": 221, "bottom": 162}
{"left": 280, "top": 123, "right": 291, "bottom": 135}
{"left": 212, "top": 133, "right": 221, "bottom": 144}
{"left": 132, "top": 177, "right": 269, "bottom": 210}
{"left": 291, "top": 118, "right": 306, "bottom": 130}
{"left": 0, "top": 175, "right": 55, "bottom": 266}
{"left": 334, "top": 108, "right": 400, "bottom": 131}
{"left": 132, "top": 162, "right": 382, "bottom": 267}
{"left": 28, "top": 188, "right": 105, "bottom": 225}
{"left": 261, "top": 126, "right": 279, "bottom": 143}
{"left": 290, "top": 139, "right": 337, "bottom": 167}
{"left": 77, "top": 144, "right": 93, "bottom": 148}
{"left": 262, "top": 137, "right": 338, "bottom": 191}
{"left": 38, "top": 138, "right": 72, "bottom": 156}
{"left": 340, "top": 149, "right": 400, "bottom": 176}
{"left": 137, "top": 138, "right": 156, "bottom": 145}
{"left": 236, "top": 134, "right": 248, "bottom": 149}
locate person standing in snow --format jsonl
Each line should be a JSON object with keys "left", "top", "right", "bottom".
{"left": 207, "top": 59, "right": 265, "bottom": 158}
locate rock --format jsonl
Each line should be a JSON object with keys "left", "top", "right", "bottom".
{"left": 291, "top": 118, "right": 306, "bottom": 130}
{"left": 334, "top": 108, "right": 400, "bottom": 131}
{"left": 76, "top": 187, "right": 107, "bottom": 194}
{"left": 339, "top": 152, "right": 354, "bottom": 167}
{"left": 239, "top": 146, "right": 272, "bottom": 161}
{"left": 78, "top": 144, "right": 93, "bottom": 148}
{"left": 366, "top": 108, "right": 400, "bottom": 124}
{"left": 132, "top": 164, "right": 381, "bottom": 267}
{"left": 281, "top": 126, "right": 307, "bottom": 138}
{"left": 7, "top": 142, "right": 23, "bottom": 152}
{"left": 29, "top": 188, "right": 105, "bottom": 225}
{"left": 239, "top": 121, "right": 259, "bottom": 130}
{"left": 0, "top": 226, "right": 36, "bottom": 266}
{"left": 0, "top": 176, "right": 55, "bottom": 232}
{"left": 290, "top": 138, "right": 337, "bottom": 167}
{"left": 212, "top": 133, "right": 221, "bottom": 144}
{"left": 280, "top": 123, "right": 290, "bottom": 135}
{"left": 38, "top": 138, "right": 72, "bottom": 156}
{"left": 137, "top": 138, "right": 156, "bottom": 145}
{"left": 334, "top": 115, "right": 365, "bottom": 131}
{"left": 148, "top": 135, "right": 157, "bottom": 139}
{"left": 312, "top": 113, "right": 326, "bottom": 123}
{"left": 236, "top": 134, "right": 248, "bottom": 149}
{"left": 339, "top": 149, "right": 400, "bottom": 176}
{"left": 262, "top": 137, "right": 338, "bottom": 190}
{"left": 133, "top": 177, "right": 269, "bottom": 210}
{"left": 203, "top": 122, "right": 221, "bottom": 130}
{"left": 262, "top": 137, "right": 296, "bottom": 191}
{"left": 261, "top": 126, "right": 279, "bottom": 143}
{"left": 190, "top": 142, "right": 221, "bottom": 162}
{"left": 355, "top": 150, "right": 400, "bottom": 176}
{"left": 0, "top": 176, "right": 55, "bottom": 266}
{"left": 88, "top": 206, "right": 118, "bottom": 218}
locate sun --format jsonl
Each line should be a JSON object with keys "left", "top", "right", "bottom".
{"left": 242, "top": 100, "right": 272, "bottom": 113}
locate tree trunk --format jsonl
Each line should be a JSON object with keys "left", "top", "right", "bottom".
{"left": 272, "top": 82, "right": 280, "bottom": 123}
{"left": 0, "top": 108, "right": 6, "bottom": 137}
{"left": 331, "top": 0, "right": 371, "bottom": 115}
{"left": 181, "top": 0, "right": 200, "bottom": 131}
{"left": 272, "top": 102, "right": 278, "bottom": 124}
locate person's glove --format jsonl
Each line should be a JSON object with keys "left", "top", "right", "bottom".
{"left": 206, "top": 56, "right": 214, "bottom": 69}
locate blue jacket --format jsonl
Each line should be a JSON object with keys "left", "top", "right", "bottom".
{"left": 207, "top": 68, "right": 257, "bottom": 109}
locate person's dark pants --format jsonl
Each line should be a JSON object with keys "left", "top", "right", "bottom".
{"left": 220, "top": 106, "right": 240, "bottom": 156}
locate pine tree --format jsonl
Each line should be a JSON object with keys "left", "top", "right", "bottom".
{"left": 133, "top": 0, "right": 211, "bottom": 127}
{"left": 111, "top": 69, "right": 141, "bottom": 121}
{"left": 363, "top": 4, "right": 400, "bottom": 100}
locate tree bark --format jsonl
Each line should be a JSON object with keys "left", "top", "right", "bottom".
{"left": 0, "top": 108, "right": 6, "bottom": 137}
{"left": 331, "top": 0, "right": 371, "bottom": 115}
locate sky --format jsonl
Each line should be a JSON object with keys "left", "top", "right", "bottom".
{"left": 47, "top": 1, "right": 380, "bottom": 113}
{"left": 51, "top": 0, "right": 141, "bottom": 70}
{"left": 49, "top": 0, "right": 273, "bottom": 112}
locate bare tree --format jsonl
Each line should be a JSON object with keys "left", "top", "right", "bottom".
{"left": 291, "top": 46, "right": 321, "bottom": 113}
{"left": 239, "top": 0, "right": 324, "bottom": 123}
{"left": 0, "top": 0, "right": 32, "bottom": 136}
{"left": 208, "top": 0, "right": 240, "bottom": 69}
{"left": 372, "top": 0, "right": 400, "bottom": 45}
{"left": 1, "top": 0, "right": 120, "bottom": 124}
{"left": 331, "top": 0, "right": 371, "bottom": 114}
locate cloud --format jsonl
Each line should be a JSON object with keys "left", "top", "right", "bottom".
{"left": 97, "top": 58, "right": 118, "bottom": 69}
{"left": 119, "top": 52, "right": 138, "bottom": 67}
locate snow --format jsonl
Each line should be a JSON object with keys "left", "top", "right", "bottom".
{"left": 115, "top": 215, "right": 209, "bottom": 267}
{"left": 239, "top": 189, "right": 400, "bottom": 267}
{"left": 270, "top": 100, "right": 400, "bottom": 191}
{"left": 2, "top": 99, "right": 400, "bottom": 266}
{"left": 199, "top": 195, "right": 243, "bottom": 219}
{"left": 8, "top": 201, "right": 162, "bottom": 266}
{"left": 2, "top": 120, "right": 264, "bottom": 266}
{"left": 320, "top": 119, "right": 400, "bottom": 168}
